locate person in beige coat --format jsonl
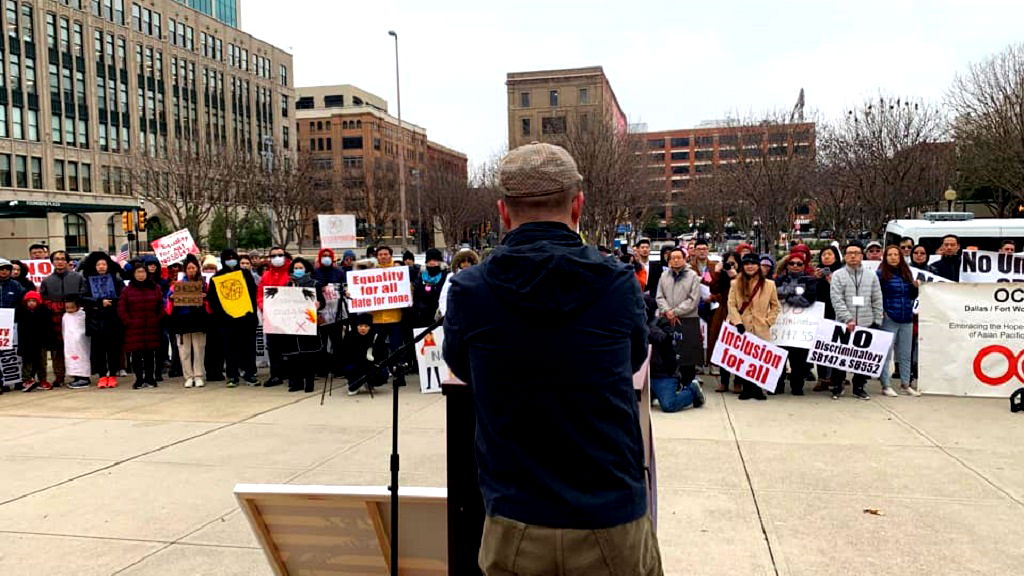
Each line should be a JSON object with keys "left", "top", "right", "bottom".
{"left": 727, "top": 253, "right": 781, "bottom": 400}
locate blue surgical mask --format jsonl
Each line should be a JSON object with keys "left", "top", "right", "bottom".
{"left": 224, "top": 259, "right": 238, "bottom": 268}
{"left": 292, "top": 268, "right": 306, "bottom": 278}
{"left": 320, "top": 257, "right": 332, "bottom": 266}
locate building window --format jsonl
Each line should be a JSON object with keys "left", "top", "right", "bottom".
{"left": 324, "top": 94, "right": 344, "bottom": 107}
{"left": 279, "top": 64, "right": 287, "bottom": 86}
{"left": 670, "top": 137, "right": 689, "bottom": 148}
{"left": 64, "top": 214, "right": 88, "bottom": 251}
{"left": 578, "top": 88, "right": 589, "bottom": 105}
{"left": 0, "top": 154, "right": 9, "bottom": 187}
{"left": 521, "top": 117, "right": 530, "bottom": 137}
{"left": 549, "top": 90, "right": 558, "bottom": 107}
{"left": 67, "top": 161, "right": 79, "bottom": 192}
{"left": 647, "top": 139, "right": 665, "bottom": 149}
{"left": 326, "top": 137, "right": 332, "bottom": 151}
{"left": 670, "top": 151, "right": 688, "bottom": 161}
{"left": 11, "top": 107, "right": 22, "bottom": 140}
{"left": 27, "top": 110, "right": 38, "bottom": 141}
{"left": 316, "top": 121, "right": 323, "bottom": 131}
{"left": 14, "top": 155, "right": 26, "bottom": 188}
{"left": 695, "top": 150, "right": 713, "bottom": 161}
{"left": 81, "top": 163, "right": 92, "bottom": 192}
{"left": 296, "top": 96, "right": 314, "bottom": 109}
{"left": 342, "top": 136, "right": 363, "bottom": 150}
{"left": 317, "top": 138, "right": 324, "bottom": 151}
{"left": 107, "top": 214, "right": 117, "bottom": 252}
{"left": 54, "top": 159, "right": 65, "bottom": 190}
{"left": 520, "top": 91, "right": 530, "bottom": 108}
{"left": 541, "top": 116, "right": 566, "bottom": 135}
{"left": 671, "top": 166, "right": 689, "bottom": 174}
{"left": 696, "top": 136, "right": 714, "bottom": 148}
{"left": 0, "top": 106, "right": 6, "bottom": 138}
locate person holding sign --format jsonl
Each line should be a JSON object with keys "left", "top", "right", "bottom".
{"left": 280, "top": 257, "right": 325, "bottom": 393}
{"left": 774, "top": 252, "right": 818, "bottom": 395}
{"left": 727, "top": 253, "right": 781, "bottom": 400}
{"left": 877, "top": 245, "right": 921, "bottom": 397}
{"left": 80, "top": 252, "right": 124, "bottom": 388}
{"left": 256, "top": 247, "right": 293, "bottom": 388}
{"left": 167, "top": 254, "right": 210, "bottom": 388}
{"left": 39, "top": 250, "right": 87, "bottom": 387}
{"left": 372, "top": 246, "right": 414, "bottom": 388}
{"left": 208, "top": 249, "right": 260, "bottom": 387}
{"left": 830, "top": 242, "right": 883, "bottom": 400}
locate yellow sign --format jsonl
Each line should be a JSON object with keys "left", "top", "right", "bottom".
{"left": 212, "top": 270, "right": 253, "bottom": 318}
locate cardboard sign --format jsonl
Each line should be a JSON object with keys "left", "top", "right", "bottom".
{"left": 347, "top": 267, "right": 413, "bottom": 313}
{"left": 0, "top": 309, "right": 13, "bottom": 350}
{"left": 22, "top": 259, "right": 53, "bottom": 288}
{"left": 809, "top": 320, "right": 894, "bottom": 378}
{"left": 263, "top": 286, "right": 317, "bottom": 336}
{"left": 771, "top": 302, "right": 826, "bottom": 349}
{"left": 415, "top": 326, "right": 451, "bottom": 394}
{"left": 88, "top": 275, "right": 117, "bottom": 300}
{"left": 919, "top": 283, "right": 1024, "bottom": 397}
{"left": 171, "top": 281, "right": 204, "bottom": 307}
{"left": 317, "top": 214, "right": 358, "bottom": 249}
{"left": 150, "top": 229, "right": 200, "bottom": 266}
{"left": 212, "top": 271, "right": 252, "bottom": 318}
{"left": 960, "top": 250, "right": 1024, "bottom": 283}
{"left": 711, "top": 323, "right": 788, "bottom": 392}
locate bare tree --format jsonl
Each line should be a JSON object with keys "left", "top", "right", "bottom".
{"left": 340, "top": 157, "right": 401, "bottom": 246}
{"left": 259, "top": 152, "right": 331, "bottom": 249}
{"left": 948, "top": 43, "right": 1024, "bottom": 216}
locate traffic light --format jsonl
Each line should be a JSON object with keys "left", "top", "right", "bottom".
{"left": 137, "top": 209, "right": 146, "bottom": 231}
{"left": 121, "top": 211, "right": 132, "bottom": 232}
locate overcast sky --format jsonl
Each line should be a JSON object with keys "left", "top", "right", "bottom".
{"left": 243, "top": 0, "right": 1023, "bottom": 170}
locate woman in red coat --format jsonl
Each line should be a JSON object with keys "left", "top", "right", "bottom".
{"left": 118, "top": 259, "right": 166, "bottom": 389}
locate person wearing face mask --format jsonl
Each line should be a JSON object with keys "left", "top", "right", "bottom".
{"left": 412, "top": 248, "right": 448, "bottom": 328}
{"left": 256, "top": 247, "right": 292, "bottom": 387}
{"left": 207, "top": 248, "right": 260, "bottom": 386}
{"left": 282, "top": 257, "right": 326, "bottom": 393}
{"left": 313, "top": 248, "right": 346, "bottom": 377}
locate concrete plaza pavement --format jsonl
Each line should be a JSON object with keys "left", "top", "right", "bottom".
{"left": 0, "top": 375, "right": 1023, "bottom": 575}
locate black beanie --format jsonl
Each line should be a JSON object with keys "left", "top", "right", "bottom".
{"left": 425, "top": 248, "right": 443, "bottom": 263}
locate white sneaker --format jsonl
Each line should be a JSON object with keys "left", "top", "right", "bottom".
{"left": 882, "top": 387, "right": 898, "bottom": 397}
{"left": 901, "top": 385, "right": 921, "bottom": 397}
{"left": 193, "top": 377, "right": 205, "bottom": 388}
{"left": 184, "top": 378, "right": 194, "bottom": 388}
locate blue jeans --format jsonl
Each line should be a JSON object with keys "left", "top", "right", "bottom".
{"left": 880, "top": 316, "right": 913, "bottom": 388}
{"left": 652, "top": 377, "right": 698, "bottom": 413}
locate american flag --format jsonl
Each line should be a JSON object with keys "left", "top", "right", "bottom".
{"left": 116, "top": 242, "right": 130, "bottom": 265}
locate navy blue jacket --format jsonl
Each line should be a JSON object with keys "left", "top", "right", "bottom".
{"left": 878, "top": 271, "right": 918, "bottom": 324}
{"left": 0, "top": 277, "right": 26, "bottom": 309}
{"left": 443, "top": 222, "right": 648, "bottom": 529}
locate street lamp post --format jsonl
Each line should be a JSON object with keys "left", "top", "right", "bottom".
{"left": 388, "top": 30, "right": 409, "bottom": 251}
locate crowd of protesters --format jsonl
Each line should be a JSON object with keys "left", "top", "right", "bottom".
{"left": 1, "top": 242, "right": 479, "bottom": 397}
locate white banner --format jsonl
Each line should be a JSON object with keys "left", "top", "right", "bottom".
{"left": 23, "top": 259, "right": 54, "bottom": 288}
{"left": 919, "top": 283, "right": 1024, "bottom": 397}
{"left": 809, "top": 320, "right": 893, "bottom": 379}
{"left": 318, "top": 214, "right": 358, "bottom": 249}
{"left": 960, "top": 250, "right": 1024, "bottom": 283}
{"left": 771, "top": 302, "right": 825, "bottom": 349}
{"left": 414, "top": 327, "right": 450, "bottom": 394}
{"left": 711, "top": 323, "right": 788, "bottom": 393}
{"left": 0, "top": 309, "right": 13, "bottom": 350}
{"left": 150, "top": 229, "right": 200, "bottom": 267}
{"left": 909, "top": 267, "right": 952, "bottom": 314}
{"left": 347, "top": 267, "right": 413, "bottom": 313}
{"left": 263, "top": 287, "right": 318, "bottom": 336}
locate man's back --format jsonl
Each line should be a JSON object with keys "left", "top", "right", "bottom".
{"left": 444, "top": 221, "right": 648, "bottom": 530}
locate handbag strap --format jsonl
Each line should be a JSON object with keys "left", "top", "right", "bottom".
{"left": 738, "top": 278, "right": 764, "bottom": 315}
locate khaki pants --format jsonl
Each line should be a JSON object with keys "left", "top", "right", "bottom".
{"left": 178, "top": 333, "right": 207, "bottom": 380}
{"left": 479, "top": 514, "right": 663, "bottom": 576}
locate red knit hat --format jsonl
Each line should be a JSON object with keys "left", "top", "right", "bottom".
{"left": 24, "top": 290, "right": 41, "bottom": 303}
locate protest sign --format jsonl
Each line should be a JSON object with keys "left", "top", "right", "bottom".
{"left": 711, "top": 323, "right": 788, "bottom": 393}
{"left": 808, "top": 320, "right": 893, "bottom": 379}
{"left": 255, "top": 312, "right": 269, "bottom": 368}
{"left": 415, "top": 327, "right": 451, "bottom": 394}
{"left": 347, "top": 267, "right": 413, "bottom": 314}
{"left": 263, "top": 286, "right": 318, "bottom": 336}
{"left": 960, "top": 250, "right": 1024, "bottom": 283}
{"left": 150, "top": 229, "right": 200, "bottom": 266}
{"left": 909, "top": 267, "right": 951, "bottom": 313}
{"left": 317, "top": 214, "right": 357, "bottom": 249}
{"left": 319, "top": 283, "right": 342, "bottom": 325}
{"left": 88, "top": 275, "right": 117, "bottom": 300}
{"left": 919, "top": 282, "right": 1024, "bottom": 397}
{"left": 771, "top": 302, "right": 826, "bottom": 349}
{"left": 0, "top": 309, "right": 13, "bottom": 349}
{"left": 0, "top": 346, "right": 22, "bottom": 390}
{"left": 172, "top": 281, "right": 205, "bottom": 307}
{"left": 22, "top": 259, "right": 53, "bottom": 288}
{"left": 212, "top": 271, "right": 252, "bottom": 318}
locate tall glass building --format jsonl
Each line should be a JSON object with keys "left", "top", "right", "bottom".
{"left": 177, "top": 0, "right": 238, "bottom": 28}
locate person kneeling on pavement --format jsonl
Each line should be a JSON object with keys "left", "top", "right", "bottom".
{"left": 645, "top": 294, "right": 704, "bottom": 412}
{"left": 341, "top": 313, "right": 389, "bottom": 395}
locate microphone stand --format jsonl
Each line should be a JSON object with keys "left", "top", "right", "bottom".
{"left": 329, "top": 313, "right": 445, "bottom": 576}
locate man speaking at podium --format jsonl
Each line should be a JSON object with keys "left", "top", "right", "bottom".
{"left": 444, "top": 142, "right": 663, "bottom": 575}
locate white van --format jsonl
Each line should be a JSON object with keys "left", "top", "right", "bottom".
{"left": 884, "top": 213, "right": 1024, "bottom": 253}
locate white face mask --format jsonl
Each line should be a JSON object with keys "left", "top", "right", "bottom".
{"left": 321, "top": 257, "right": 332, "bottom": 266}
{"left": 271, "top": 256, "right": 285, "bottom": 267}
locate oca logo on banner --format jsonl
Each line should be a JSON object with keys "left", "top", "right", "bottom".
{"left": 973, "top": 346, "right": 1024, "bottom": 386}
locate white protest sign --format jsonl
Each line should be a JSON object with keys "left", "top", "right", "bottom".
{"left": 262, "top": 286, "right": 318, "bottom": 336}
{"left": 771, "top": 302, "right": 825, "bottom": 349}
{"left": 808, "top": 320, "right": 893, "bottom": 378}
{"left": 919, "top": 283, "right": 1024, "bottom": 397}
{"left": 23, "top": 259, "right": 54, "bottom": 288}
{"left": 861, "top": 260, "right": 881, "bottom": 274}
{"left": 0, "top": 309, "right": 13, "bottom": 349}
{"left": 347, "top": 267, "right": 413, "bottom": 313}
{"left": 0, "top": 345, "right": 22, "bottom": 390}
{"left": 150, "top": 229, "right": 200, "bottom": 266}
{"left": 414, "top": 326, "right": 450, "bottom": 394}
{"left": 960, "top": 250, "right": 1024, "bottom": 283}
{"left": 711, "top": 323, "right": 788, "bottom": 393}
{"left": 255, "top": 311, "right": 269, "bottom": 368}
{"left": 319, "top": 283, "right": 342, "bottom": 325}
{"left": 909, "top": 267, "right": 951, "bottom": 314}
{"left": 318, "top": 214, "right": 357, "bottom": 249}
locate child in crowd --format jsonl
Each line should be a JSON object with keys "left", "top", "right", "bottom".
{"left": 341, "top": 313, "right": 388, "bottom": 395}
{"left": 17, "top": 291, "right": 52, "bottom": 392}
{"left": 63, "top": 299, "right": 92, "bottom": 389}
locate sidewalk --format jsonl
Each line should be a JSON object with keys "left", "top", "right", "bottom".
{"left": 0, "top": 376, "right": 1022, "bottom": 575}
